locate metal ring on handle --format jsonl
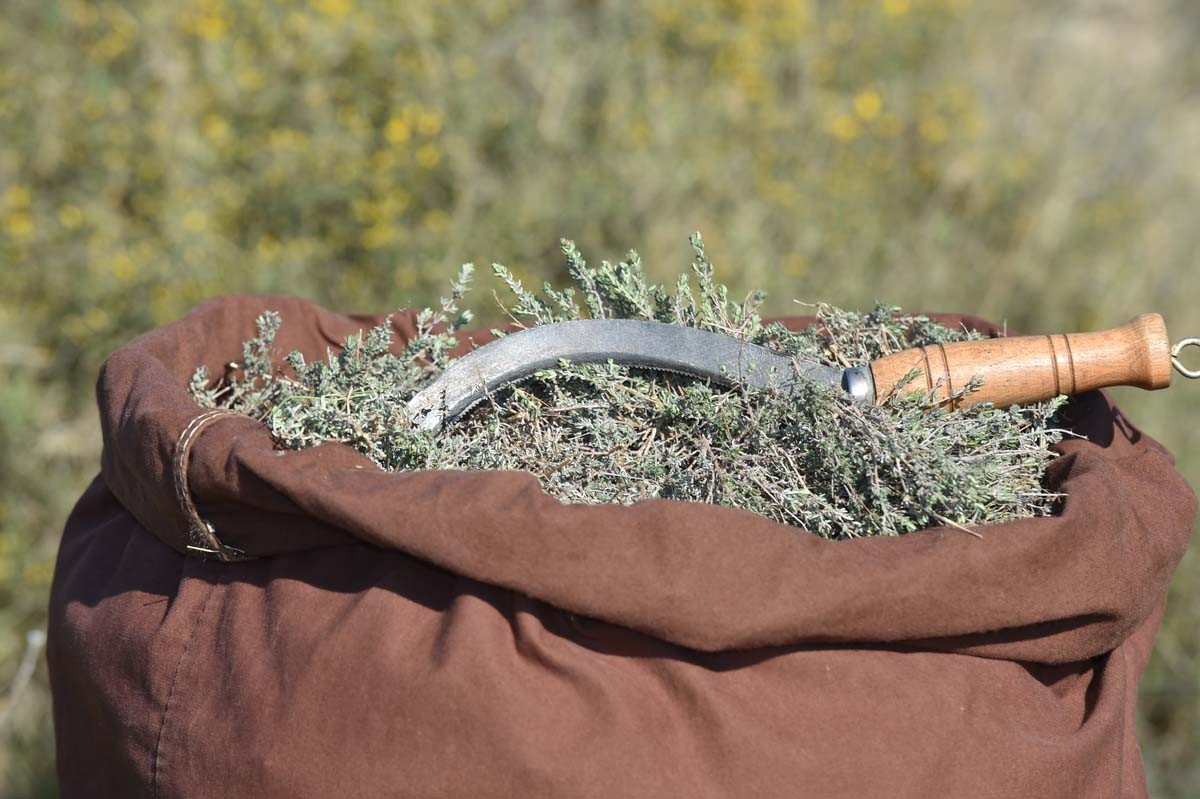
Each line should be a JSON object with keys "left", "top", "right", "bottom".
{"left": 1172, "top": 338, "right": 1200, "bottom": 379}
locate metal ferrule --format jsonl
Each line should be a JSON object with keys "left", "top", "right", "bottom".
{"left": 841, "top": 366, "right": 876, "bottom": 404}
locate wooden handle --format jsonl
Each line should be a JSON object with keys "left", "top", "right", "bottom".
{"left": 869, "top": 313, "right": 1173, "bottom": 409}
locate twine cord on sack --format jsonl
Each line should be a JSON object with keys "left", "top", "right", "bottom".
{"left": 173, "top": 408, "right": 249, "bottom": 561}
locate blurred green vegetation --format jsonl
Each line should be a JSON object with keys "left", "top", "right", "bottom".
{"left": 2, "top": 0, "right": 1198, "bottom": 794}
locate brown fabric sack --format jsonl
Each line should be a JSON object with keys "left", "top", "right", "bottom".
{"left": 48, "top": 295, "right": 1197, "bottom": 798}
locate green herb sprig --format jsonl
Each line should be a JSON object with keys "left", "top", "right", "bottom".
{"left": 191, "top": 234, "right": 1066, "bottom": 539}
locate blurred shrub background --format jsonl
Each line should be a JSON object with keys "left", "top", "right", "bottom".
{"left": 2, "top": 0, "right": 1198, "bottom": 794}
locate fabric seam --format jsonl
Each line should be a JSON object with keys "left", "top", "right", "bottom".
{"left": 151, "top": 572, "right": 217, "bottom": 797}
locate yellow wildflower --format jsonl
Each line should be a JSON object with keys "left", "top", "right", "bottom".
{"left": 337, "top": 106, "right": 366, "bottom": 134}
{"left": 312, "top": 0, "right": 352, "bottom": 18}
{"left": 5, "top": 185, "right": 30, "bottom": 208}
{"left": 90, "top": 32, "right": 131, "bottom": 63}
{"left": 110, "top": 252, "right": 136, "bottom": 282}
{"left": 386, "top": 189, "right": 411, "bottom": 212}
{"left": 58, "top": 204, "right": 84, "bottom": 229}
{"left": 268, "top": 128, "right": 303, "bottom": 149}
{"left": 238, "top": 68, "right": 265, "bottom": 92}
{"left": 202, "top": 113, "right": 230, "bottom": 141}
{"left": 83, "top": 307, "right": 110, "bottom": 331}
{"left": 5, "top": 213, "right": 33, "bottom": 238}
{"left": 138, "top": 159, "right": 164, "bottom": 180}
{"left": 416, "top": 110, "right": 443, "bottom": 137}
{"left": 363, "top": 223, "right": 396, "bottom": 250}
{"left": 854, "top": 89, "right": 883, "bottom": 121}
{"left": 415, "top": 143, "right": 441, "bottom": 169}
{"left": 421, "top": 209, "right": 450, "bottom": 233}
{"left": 81, "top": 95, "right": 103, "bottom": 118}
{"left": 183, "top": 209, "right": 209, "bottom": 232}
{"left": 828, "top": 113, "right": 861, "bottom": 142}
{"left": 22, "top": 560, "right": 54, "bottom": 587}
{"left": 385, "top": 117, "right": 411, "bottom": 144}
{"left": 628, "top": 120, "right": 652, "bottom": 148}
{"left": 256, "top": 235, "right": 281, "bottom": 258}
{"left": 192, "top": 13, "right": 229, "bottom": 41}
{"left": 371, "top": 149, "right": 397, "bottom": 171}
{"left": 883, "top": 0, "right": 911, "bottom": 17}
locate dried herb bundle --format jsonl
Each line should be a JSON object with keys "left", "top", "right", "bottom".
{"left": 190, "top": 235, "right": 1066, "bottom": 539}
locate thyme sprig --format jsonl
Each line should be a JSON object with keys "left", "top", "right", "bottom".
{"left": 191, "top": 234, "right": 1066, "bottom": 539}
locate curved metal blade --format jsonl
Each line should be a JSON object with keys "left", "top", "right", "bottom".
{"left": 406, "top": 319, "right": 856, "bottom": 433}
